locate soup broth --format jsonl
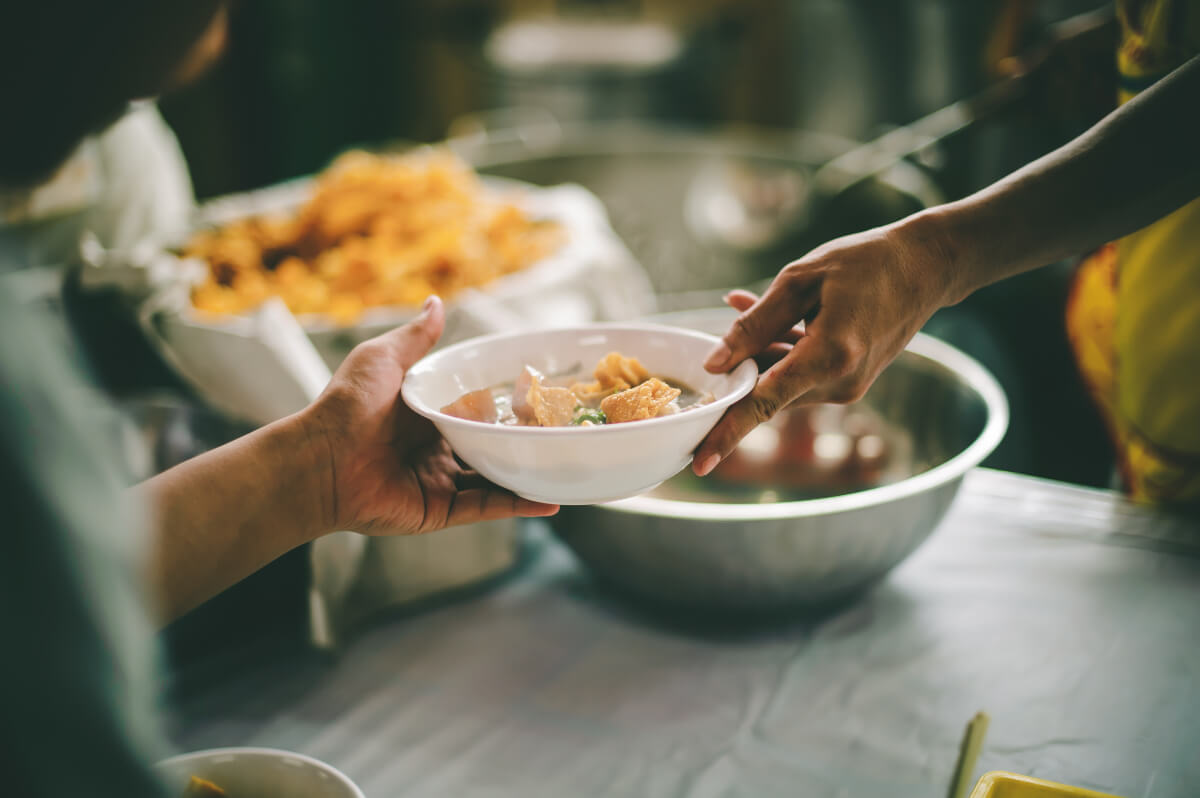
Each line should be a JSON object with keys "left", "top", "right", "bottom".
{"left": 442, "top": 352, "right": 713, "bottom": 427}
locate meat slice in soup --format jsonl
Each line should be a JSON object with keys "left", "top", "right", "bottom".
{"left": 527, "top": 373, "right": 577, "bottom": 427}
{"left": 441, "top": 388, "right": 498, "bottom": 423}
{"left": 601, "top": 377, "right": 682, "bottom": 423}
{"left": 512, "top": 365, "right": 540, "bottom": 424}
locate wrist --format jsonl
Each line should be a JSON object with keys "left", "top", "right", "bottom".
{"left": 893, "top": 205, "right": 976, "bottom": 307}
{"left": 268, "top": 409, "right": 337, "bottom": 543}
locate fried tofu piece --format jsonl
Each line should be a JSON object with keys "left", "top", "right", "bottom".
{"left": 528, "top": 374, "right": 578, "bottom": 427}
{"left": 594, "top": 351, "right": 650, "bottom": 391}
{"left": 571, "top": 352, "right": 652, "bottom": 400}
{"left": 600, "top": 378, "right": 681, "bottom": 424}
{"left": 441, "top": 388, "right": 498, "bottom": 423}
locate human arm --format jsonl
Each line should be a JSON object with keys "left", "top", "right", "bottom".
{"left": 694, "top": 52, "right": 1200, "bottom": 475}
{"left": 138, "top": 297, "right": 558, "bottom": 623}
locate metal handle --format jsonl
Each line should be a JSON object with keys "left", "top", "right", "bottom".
{"left": 813, "top": 6, "right": 1114, "bottom": 200}
{"left": 812, "top": 75, "right": 1027, "bottom": 198}
{"left": 446, "top": 107, "right": 563, "bottom": 162}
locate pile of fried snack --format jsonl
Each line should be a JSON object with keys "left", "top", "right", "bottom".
{"left": 187, "top": 149, "right": 562, "bottom": 325}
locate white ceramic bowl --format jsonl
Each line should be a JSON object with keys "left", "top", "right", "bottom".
{"left": 401, "top": 323, "right": 759, "bottom": 504}
{"left": 156, "top": 747, "right": 364, "bottom": 798}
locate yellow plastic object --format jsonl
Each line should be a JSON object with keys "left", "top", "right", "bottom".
{"left": 970, "top": 771, "right": 1125, "bottom": 798}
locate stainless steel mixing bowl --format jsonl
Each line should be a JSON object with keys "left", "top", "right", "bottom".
{"left": 548, "top": 309, "right": 1008, "bottom": 611}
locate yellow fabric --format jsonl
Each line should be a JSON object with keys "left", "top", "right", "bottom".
{"left": 1067, "top": 0, "right": 1200, "bottom": 504}
{"left": 1066, "top": 245, "right": 1119, "bottom": 443}
{"left": 1116, "top": 0, "right": 1200, "bottom": 102}
{"left": 1116, "top": 201, "right": 1200, "bottom": 455}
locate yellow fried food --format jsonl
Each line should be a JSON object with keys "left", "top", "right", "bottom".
{"left": 182, "top": 775, "right": 227, "bottom": 797}
{"left": 600, "top": 377, "right": 681, "bottom": 424}
{"left": 187, "top": 149, "right": 562, "bottom": 325}
{"left": 571, "top": 352, "right": 651, "bottom": 399}
{"left": 527, "top": 373, "right": 578, "bottom": 427}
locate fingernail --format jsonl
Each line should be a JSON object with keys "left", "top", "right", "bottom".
{"left": 518, "top": 500, "right": 559, "bottom": 516}
{"left": 704, "top": 341, "right": 731, "bottom": 371}
{"left": 696, "top": 453, "right": 721, "bottom": 477}
{"left": 421, "top": 295, "right": 437, "bottom": 313}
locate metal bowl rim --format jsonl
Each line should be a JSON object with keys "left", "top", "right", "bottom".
{"left": 447, "top": 120, "right": 945, "bottom": 210}
{"left": 449, "top": 119, "right": 880, "bottom": 169}
{"left": 594, "top": 331, "right": 1008, "bottom": 521}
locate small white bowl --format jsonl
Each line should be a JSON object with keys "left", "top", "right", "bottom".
{"left": 402, "top": 323, "right": 758, "bottom": 505}
{"left": 156, "top": 747, "right": 364, "bottom": 798}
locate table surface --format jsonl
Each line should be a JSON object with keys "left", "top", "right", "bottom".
{"left": 166, "top": 469, "right": 1200, "bottom": 798}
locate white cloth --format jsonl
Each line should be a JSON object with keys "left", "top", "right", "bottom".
{"left": 0, "top": 102, "right": 194, "bottom": 272}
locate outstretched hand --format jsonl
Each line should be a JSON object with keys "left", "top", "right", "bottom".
{"left": 693, "top": 222, "right": 955, "bottom": 477}
{"left": 308, "top": 296, "right": 559, "bottom": 534}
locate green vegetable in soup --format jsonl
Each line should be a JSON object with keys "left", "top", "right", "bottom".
{"left": 570, "top": 407, "right": 607, "bottom": 426}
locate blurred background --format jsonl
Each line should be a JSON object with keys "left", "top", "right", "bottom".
{"left": 162, "top": 0, "right": 1097, "bottom": 200}
{"left": 149, "top": 0, "right": 1114, "bottom": 488}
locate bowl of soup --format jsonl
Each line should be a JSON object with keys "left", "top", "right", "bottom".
{"left": 157, "top": 748, "right": 364, "bottom": 798}
{"left": 401, "top": 323, "right": 758, "bottom": 504}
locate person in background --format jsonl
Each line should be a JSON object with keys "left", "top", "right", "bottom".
{"left": 0, "top": 3, "right": 557, "bottom": 796}
{"left": 1065, "top": 0, "right": 1200, "bottom": 501}
{"left": 697, "top": 1, "right": 1200, "bottom": 506}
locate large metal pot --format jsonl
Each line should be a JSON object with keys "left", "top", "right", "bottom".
{"left": 446, "top": 119, "right": 943, "bottom": 307}
{"left": 547, "top": 308, "right": 1008, "bottom": 612}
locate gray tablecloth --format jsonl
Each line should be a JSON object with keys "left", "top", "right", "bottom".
{"left": 166, "top": 469, "right": 1200, "bottom": 798}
